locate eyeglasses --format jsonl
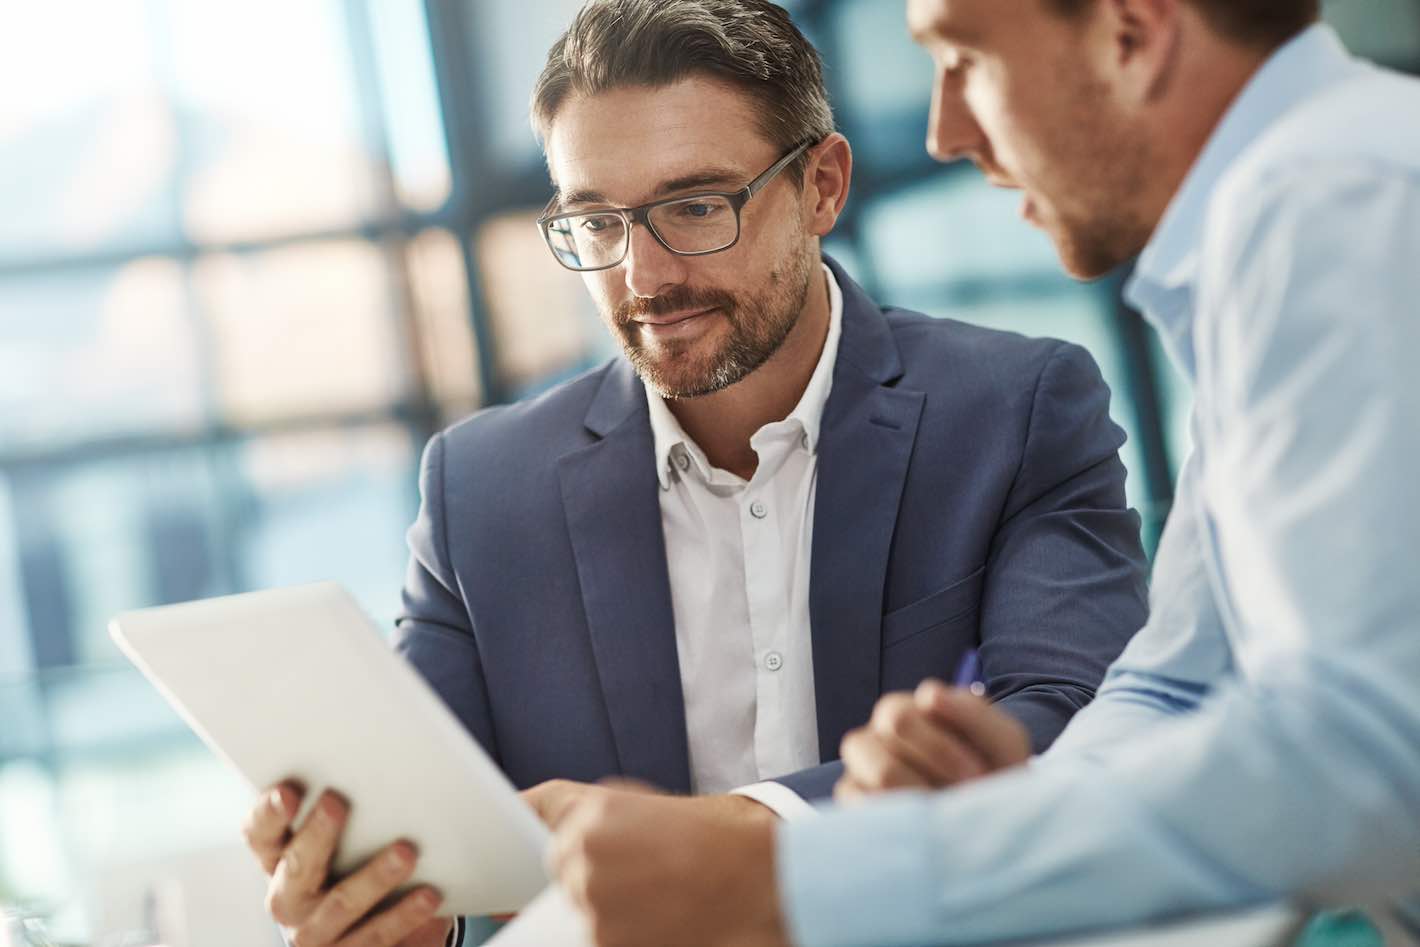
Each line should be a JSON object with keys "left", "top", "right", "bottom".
{"left": 536, "top": 140, "right": 816, "bottom": 272}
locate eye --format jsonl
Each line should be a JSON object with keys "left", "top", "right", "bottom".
{"left": 680, "top": 202, "right": 719, "bottom": 219}
{"left": 580, "top": 216, "right": 611, "bottom": 233}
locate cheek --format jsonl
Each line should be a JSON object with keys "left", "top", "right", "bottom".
{"left": 965, "top": 66, "right": 1046, "bottom": 179}
{"left": 582, "top": 271, "right": 622, "bottom": 315}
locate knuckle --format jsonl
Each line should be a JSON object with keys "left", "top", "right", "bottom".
{"left": 323, "top": 885, "right": 354, "bottom": 921}
{"left": 872, "top": 695, "right": 909, "bottom": 731}
{"left": 884, "top": 705, "right": 915, "bottom": 739}
{"left": 281, "top": 849, "right": 306, "bottom": 884}
{"left": 265, "top": 887, "right": 291, "bottom": 927}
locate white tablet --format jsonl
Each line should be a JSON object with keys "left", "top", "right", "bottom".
{"left": 109, "top": 582, "right": 549, "bottom": 916}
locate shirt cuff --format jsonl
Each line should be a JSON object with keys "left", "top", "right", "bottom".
{"left": 445, "top": 916, "right": 466, "bottom": 947}
{"left": 777, "top": 793, "right": 943, "bottom": 947}
{"left": 730, "top": 781, "right": 821, "bottom": 821}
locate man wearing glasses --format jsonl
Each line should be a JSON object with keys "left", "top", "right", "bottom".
{"left": 238, "top": 2, "right": 1150, "bottom": 944}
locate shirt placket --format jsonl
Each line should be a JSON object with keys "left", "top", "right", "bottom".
{"left": 742, "top": 434, "right": 794, "bottom": 780}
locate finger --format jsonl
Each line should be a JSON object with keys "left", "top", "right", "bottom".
{"left": 269, "top": 791, "right": 349, "bottom": 923}
{"left": 873, "top": 693, "right": 988, "bottom": 785}
{"left": 297, "top": 841, "right": 418, "bottom": 946}
{"left": 337, "top": 887, "right": 442, "bottom": 947}
{"left": 832, "top": 775, "right": 869, "bottom": 805}
{"left": 839, "top": 728, "right": 934, "bottom": 792}
{"left": 548, "top": 805, "right": 600, "bottom": 904}
{"left": 522, "top": 780, "right": 567, "bottom": 825}
{"left": 536, "top": 781, "right": 590, "bottom": 831}
{"left": 919, "top": 683, "right": 1032, "bottom": 769}
{"left": 244, "top": 783, "right": 302, "bottom": 876}
{"left": 594, "top": 777, "right": 658, "bottom": 795}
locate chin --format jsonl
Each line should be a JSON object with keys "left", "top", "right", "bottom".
{"left": 1051, "top": 226, "right": 1135, "bottom": 282}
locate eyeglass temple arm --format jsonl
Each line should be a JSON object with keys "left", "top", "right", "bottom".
{"left": 744, "top": 140, "right": 815, "bottom": 198}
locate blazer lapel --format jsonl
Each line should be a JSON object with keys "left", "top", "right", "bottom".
{"left": 810, "top": 259, "right": 926, "bottom": 760}
{"left": 558, "top": 362, "right": 692, "bottom": 793}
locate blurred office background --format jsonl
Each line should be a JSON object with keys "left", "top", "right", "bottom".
{"left": 1, "top": 0, "right": 1416, "bottom": 942}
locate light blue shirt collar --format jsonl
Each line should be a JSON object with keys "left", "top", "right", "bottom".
{"left": 1125, "top": 23, "right": 1358, "bottom": 377}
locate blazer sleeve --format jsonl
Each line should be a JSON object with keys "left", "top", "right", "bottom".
{"left": 979, "top": 341, "right": 1149, "bottom": 752}
{"left": 391, "top": 431, "right": 502, "bottom": 765}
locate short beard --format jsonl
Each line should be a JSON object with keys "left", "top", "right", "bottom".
{"left": 1044, "top": 64, "right": 1155, "bottom": 280}
{"left": 613, "top": 242, "right": 816, "bottom": 399}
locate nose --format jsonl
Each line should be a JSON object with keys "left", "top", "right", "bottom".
{"left": 926, "top": 66, "right": 987, "bottom": 164}
{"left": 622, "top": 222, "right": 688, "bottom": 300}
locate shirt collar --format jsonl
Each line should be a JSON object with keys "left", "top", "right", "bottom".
{"left": 646, "top": 262, "right": 844, "bottom": 490}
{"left": 1124, "top": 24, "right": 1357, "bottom": 375}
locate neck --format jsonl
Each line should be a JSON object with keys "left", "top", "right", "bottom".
{"left": 666, "top": 266, "right": 832, "bottom": 481}
{"left": 1143, "top": 37, "right": 1275, "bottom": 230}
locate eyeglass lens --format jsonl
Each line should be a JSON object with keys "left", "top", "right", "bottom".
{"left": 544, "top": 195, "right": 739, "bottom": 270}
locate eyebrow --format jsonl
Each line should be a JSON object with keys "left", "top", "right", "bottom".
{"left": 556, "top": 166, "right": 748, "bottom": 209}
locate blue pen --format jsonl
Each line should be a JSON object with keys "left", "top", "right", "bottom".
{"left": 952, "top": 647, "right": 987, "bottom": 697}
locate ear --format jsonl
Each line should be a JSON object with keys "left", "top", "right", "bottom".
{"left": 803, "top": 133, "right": 853, "bottom": 238}
{"left": 1096, "top": 0, "right": 1181, "bottom": 104}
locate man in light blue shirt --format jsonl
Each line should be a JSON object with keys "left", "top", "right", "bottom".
{"left": 543, "top": 0, "right": 1420, "bottom": 944}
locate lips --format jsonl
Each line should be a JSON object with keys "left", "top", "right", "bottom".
{"left": 632, "top": 306, "right": 718, "bottom": 327}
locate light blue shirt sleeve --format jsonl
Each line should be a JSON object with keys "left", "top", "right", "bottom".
{"left": 777, "top": 164, "right": 1420, "bottom": 947}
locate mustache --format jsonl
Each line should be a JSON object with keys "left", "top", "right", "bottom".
{"left": 614, "top": 286, "right": 738, "bottom": 325}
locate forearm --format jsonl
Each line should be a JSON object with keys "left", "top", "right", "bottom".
{"left": 779, "top": 668, "right": 1420, "bottom": 947}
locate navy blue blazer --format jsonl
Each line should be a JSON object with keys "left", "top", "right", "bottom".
{"left": 393, "top": 258, "right": 1149, "bottom": 801}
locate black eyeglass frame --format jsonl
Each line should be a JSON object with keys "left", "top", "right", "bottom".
{"left": 535, "top": 139, "right": 818, "bottom": 273}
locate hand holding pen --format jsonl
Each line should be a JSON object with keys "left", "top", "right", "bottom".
{"left": 833, "top": 648, "right": 1032, "bottom": 803}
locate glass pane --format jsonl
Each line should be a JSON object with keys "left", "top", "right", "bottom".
{"left": 0, "top": 674, "right": 281, "bottom": 945}
{"left": 193, "top": 240, "right": 408, "bottom": 424}
{"left": 0, "top": 2, "right": 180, "bottom": 259}
{"left": 235, "top": 424, "right": 418, "bottom": 629}
{"left": 365, "top": 0, "right": 453, "bottom": 212}
{"left": 5, "top": 450, "right": 228, "bottom": 670}
{"left": 476, "top": 210, "right": 615, "bottom": 396}
{"left": 0, "top": 257, "right": 204, "bottom": 451}
{"left": 0, "top": 479, "right": 35, "bottom": 678}
{"left": 168, "top": 0, "right": 384, "bottom": 243}
{"left": 406, "top": 229, "right": 482, "bottom": 421}
{"left": 827, "top": 0, "right": 935, "bottom": 174}
{"left": 861, "top": 171, "right": 1070, "bottom": 296}
{"left": 1324, "top": 0, "right": 1420, "bottom": 68}
{"left": 476, "top": 0, "right": 588, "bottom": 165}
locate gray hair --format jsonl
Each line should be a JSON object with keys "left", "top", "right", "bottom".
{"left": 531, "top": 0, "right": 835, "bottom": 181}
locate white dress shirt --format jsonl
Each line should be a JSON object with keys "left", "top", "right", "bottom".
{"left": 645, "top": 264, "right": 842, "bottom": 816}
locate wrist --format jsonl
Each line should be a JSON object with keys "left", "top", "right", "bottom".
{"left": 708, "top": 792, "right": 780, "bottom": 825}
{"left": 727, "top": 819, "right": 790, "bottom": 947}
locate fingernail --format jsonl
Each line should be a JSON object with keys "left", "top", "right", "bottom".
{"left": 386, "top": 845, "right": 413, "bottom": 871}
{"left": 268, "top": 789, "right": 285, "bottom": 814}
{"left": 419, "top": 889, "right": 442, "bottom": 910}
{"left": 318, "top": 795, "right": 344, "bottom": 823}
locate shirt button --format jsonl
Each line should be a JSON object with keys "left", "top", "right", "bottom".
{"left": 750, "top": 500, "right": 768, "bottom": 519}
{"left": 764, "top": 651, "right": 783, "bottom": 672}
{"left": 675, "top": 449, "right": 691, "bottom": 471}
{"left": 800, "top": 432, "right": 809, "bottom": 450}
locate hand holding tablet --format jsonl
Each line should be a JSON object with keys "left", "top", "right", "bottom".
{"left": 109, "top": 582, "right": 550, "bottom": 939}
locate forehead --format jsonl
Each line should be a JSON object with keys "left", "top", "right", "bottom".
{"left": 543, "top": 76, "right": 777, "bottom": 206}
